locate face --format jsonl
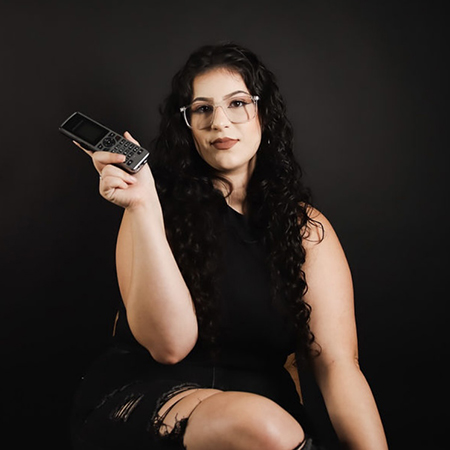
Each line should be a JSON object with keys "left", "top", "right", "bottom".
{"left": 189, "top": 68, "right": 262, "bottom": 182}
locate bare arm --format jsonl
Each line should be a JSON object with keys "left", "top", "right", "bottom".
{"left": 116, "top": 197, "right": 198, "bottom": 364}
{"left": 77, "top": 133, "right": 198, "bottom": 364}
{"left": 302, "top": 209, "right": 388, "bottom": 449}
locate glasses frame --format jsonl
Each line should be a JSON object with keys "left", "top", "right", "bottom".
{"left": 180, "top": 94, "right": 260, "bottom": 129}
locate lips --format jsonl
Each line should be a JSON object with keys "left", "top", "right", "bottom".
{"left": 211, "top": 138, "right": 239, "bottom": 150}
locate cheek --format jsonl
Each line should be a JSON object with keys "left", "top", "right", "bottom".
{"left": 248, "top": 123, "right": 262, "bottom": 152}
{"left": 191, "top": 133, "right": 204, "bottom": 155}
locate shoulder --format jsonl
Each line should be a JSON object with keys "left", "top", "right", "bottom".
{"left": 300, "top": 205, "right": 350, "bottom": 271}
{"left": 302, "top": 205, "right": 332, "bottom": 249}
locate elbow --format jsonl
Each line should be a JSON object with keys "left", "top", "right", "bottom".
{"left": 133, "top": 331, "right": 197, "bottom": 365}
{"left": 127, "top": 312, "right": 198, "bottom": 365}
{"left": 149, "top": 348, "right": 187, "bottom": 365}
{"left": 311, "top": 351, "right": 362, "bottom": 383}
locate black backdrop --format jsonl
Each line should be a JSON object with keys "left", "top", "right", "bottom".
{"left": 1, "top": 1, "right": 447, "bottom": 448}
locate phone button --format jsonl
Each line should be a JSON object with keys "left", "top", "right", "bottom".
{"left": 102, "top": 137, "right": 115, "bottom": 147}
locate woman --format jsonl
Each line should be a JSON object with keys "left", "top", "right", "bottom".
{"left": 71, "top": 43, "right": 388, "bottom": 450}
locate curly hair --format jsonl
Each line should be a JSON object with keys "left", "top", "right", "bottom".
{"left": 149, "top": 42, "right": 320, "bottom": 364}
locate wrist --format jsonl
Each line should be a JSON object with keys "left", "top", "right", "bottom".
{"left": 125, "top": 195, "right": 165, "bottom": 228}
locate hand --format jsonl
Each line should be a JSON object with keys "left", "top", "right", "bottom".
{"left": 74, "top": 131, "right": 157, "bottom": 209}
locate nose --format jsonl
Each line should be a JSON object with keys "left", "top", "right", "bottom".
{"left": 211, "top": 105, "right": 230, "bottom": 129}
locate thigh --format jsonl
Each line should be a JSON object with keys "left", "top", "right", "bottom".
{"left": 183, "top": 391, "right": 305, "bottom": 450}
{"left": 154, "top": 388, "right": 223, "bottom": 438}
{"left": 153, "top": 388, "right": 327, "bottom": 450}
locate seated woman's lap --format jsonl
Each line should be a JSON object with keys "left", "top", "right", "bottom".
{"left": 156, "top": 388, "right": 306, "bottom": 450}
{"left": 74, "top": 382, "right": 308, "bottom": 450}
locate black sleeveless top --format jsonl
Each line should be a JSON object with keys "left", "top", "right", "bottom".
{"left": 113, "top": 204, "right": 297, "bottom": 370}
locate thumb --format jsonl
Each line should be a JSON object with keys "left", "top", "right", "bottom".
{"left": 124, "top": 131, "right": 140, "bottom": 146}
{"left": 73, "top": 140, "right": 94, "bottom": 157}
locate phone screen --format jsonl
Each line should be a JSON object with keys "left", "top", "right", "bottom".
{"left": 75, "top": 120, "right": 108, "bottom": 145}
{"left": 64, "top": 113, "right": 108, "bottom": 145}
{"left": 71, "top": 118, "right": 108, "bottom": 145}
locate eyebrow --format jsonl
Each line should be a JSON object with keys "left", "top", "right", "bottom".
{"left": 191, "top": 90, "right": 250, "bottom": 103}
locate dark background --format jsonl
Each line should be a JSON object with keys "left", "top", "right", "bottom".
{"left": 1, "top": 0, "right": 447, "bottom": 448}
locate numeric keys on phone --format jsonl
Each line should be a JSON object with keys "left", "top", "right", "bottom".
{"left": 111, "top": 138, "right": 144, "bottom": 166}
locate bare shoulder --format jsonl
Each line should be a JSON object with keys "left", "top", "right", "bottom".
{"left": 300, "top": 205, "right": 352, "bottom": 287}
{"left": 302, "top": 206, "right": 338, "bottom": 250}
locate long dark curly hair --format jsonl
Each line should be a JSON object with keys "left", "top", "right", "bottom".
{"left": 150, "top": 42, "right": 320, "bottom": 364}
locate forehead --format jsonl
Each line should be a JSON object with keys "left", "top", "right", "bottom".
{"left": 192, "top": 68, "right": 248, "bottom": 100}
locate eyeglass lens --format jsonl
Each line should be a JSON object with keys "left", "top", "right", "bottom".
{"left": 186, "top": 95, "right": 257, "bottom": 129}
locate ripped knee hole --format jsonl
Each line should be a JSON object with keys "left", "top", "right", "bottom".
{"left": 152, "top": 386, "right": 222, "bottom": 441}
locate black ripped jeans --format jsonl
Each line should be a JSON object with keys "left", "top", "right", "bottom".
{"left": 71, "top": 346, "right": 327, "bottom": 450}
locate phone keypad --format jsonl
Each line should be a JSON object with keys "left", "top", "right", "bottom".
{"left": 92, "top": 132, "right": 147, "bottom": 172}
{"left": 109, "top": 137, "right": 144, "bottom": 167}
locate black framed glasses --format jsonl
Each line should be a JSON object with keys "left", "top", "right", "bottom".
{"left": 180, "top": 94, "right": 259, "bottom": 130}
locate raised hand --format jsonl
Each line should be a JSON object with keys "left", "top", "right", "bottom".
{"left": 74, "top": 131, "right": 157, "bottom": 210}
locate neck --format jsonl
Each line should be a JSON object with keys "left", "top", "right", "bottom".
{"left": 214, "top": 159, "right": 256, "bottom": 214}
{"left": 227, "top": 187, "right": 247, "bottom": 214}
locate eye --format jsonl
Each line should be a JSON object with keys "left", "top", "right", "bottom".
{"left": 192, "top": 104, "right": 213, "bottom": 114}
{"left": 229, "top": 98, "right": 250, "bottom": 108}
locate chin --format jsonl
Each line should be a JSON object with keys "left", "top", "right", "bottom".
{"left": 200, "top": 148, "right": 256, "bottom": 175}
{"left": 210, "top": 157, "right": 248, "bottom": 173}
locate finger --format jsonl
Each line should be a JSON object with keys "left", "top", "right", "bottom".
{"left": 123, "top": 131, "right": 140, "bottom": 146}
{"left": 73, "top": 140, "right": 93, "bottom": 156}
{"left": 100, "top": 164, "right": 138, "bottom": 184}
{"left": 102, "top": 177, "right": 132, "bottom": 192}
{"left": 101, "top": 181, "right": 131, "bottom": 202}
{"left": 92, "top": 152, "right": 126, "bottom": 171}
{"left": 100, "top": 175, "right": 135, "bottom": 202}
{"left": 92, "top": 153, "right": 126, "bottom": 175}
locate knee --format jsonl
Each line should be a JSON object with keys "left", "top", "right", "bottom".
{"left": 184, "top": 391, "right": 304, "bottom": 450}
{"left": 229, "top": 394, "right": 305, "bottom": 450}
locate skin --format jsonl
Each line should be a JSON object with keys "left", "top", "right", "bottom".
{"left": 77, "top": 67, "right": 388, "bottom": 449}
{"left": 189, "top": 68, "right": 262, "bottom": 211}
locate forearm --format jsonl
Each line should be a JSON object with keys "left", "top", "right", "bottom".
{"left": 314, "top": 361, "right": 388, "bottom": 450}
{"left": 117, "top": 201, "right": 198, "bottom": 363}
